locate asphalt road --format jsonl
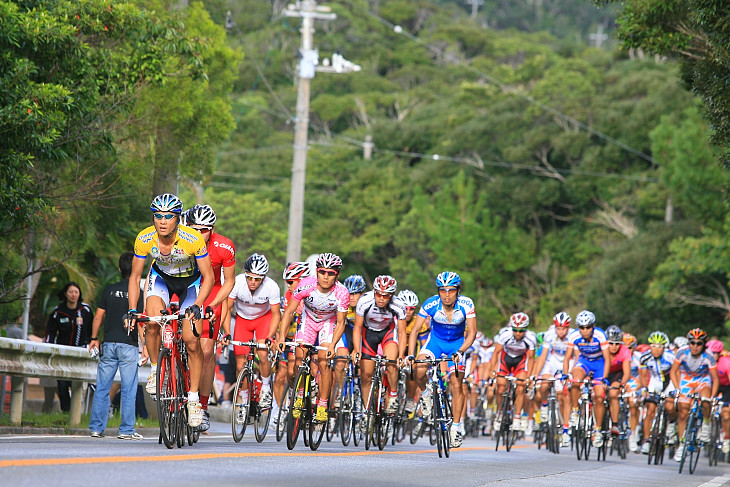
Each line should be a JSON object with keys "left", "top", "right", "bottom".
{"left": 1, "top": 419, "right": 729, "bottom": 487}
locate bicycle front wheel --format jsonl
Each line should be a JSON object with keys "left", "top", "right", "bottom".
{"left": 433, "top": 388, "right": 450, "bottom": 458}
{"left": 709, "top": 415, "right": 720, "bottom": 467}
{"left": 276, "top": 384, "right": 290, "bottom": 442}
{"left": 156, "top": 348, "right": 177, "bottom": 449}
{"left": 339, "top": 380, "right": 354, "bottom": 446}
{"left": 231, "top": 368, "right": 252, "bottom": 443}
{"left": 286, "top": 369, "right": 308, "bottom": 450}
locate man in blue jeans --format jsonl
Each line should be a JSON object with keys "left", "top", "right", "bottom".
{"left": 88, "top": 252, "right": 144, "bottom": 439}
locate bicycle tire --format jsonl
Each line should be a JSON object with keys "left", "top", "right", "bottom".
{"left": 436, "top": 388, "right": 451, "bottom": 458}
{"left": 309, "top": 394, "right": 327, "bottom": 451}
{"left": 596, "top": 412, "right": 608, "bottom": 461}
{"left": 286, "top": 369, "right": 308, "bottom": 450}
{"left": 326, "top": 382, "right": 341, "bottom": 443}
{"left": 410, "top": 416, "right": 424, "bottom": 444}
{"left": 647, "top": 407, "right": 662, "bottom": 465}
{"left": 679, "top": 417, "right": 694, "bottom": 473}
{"left": 254, "top": 386, "right": 272, "bottom": 443}
{"left": 689, "top": 437, "right": 702, "bottom": 474}
{"left": 231, "top": 368, "right": 252, "bottom": 442}
{"left": 709, "top": 415, "right": 720, "bottom": 467}
{"left": 688, "top": 414, "right": 702, "bottom": 474}
{"left": 156, "top": 348, "right": 177, "bottom": 449}
{"left": 364, "top": 377, "right": 380, "bottom": 451}
{"left": 352, "top": 388, "right": 363, "bottom": 447}
{"left": 276, "top": 384, "right": 290, "bottom": 442}
{"left": 339, "top": 381, "right": 354, "bottom": 446}
{"left": 548, "top": 399, "right": 559, "bottom": 454}
{"left": 494, "top": 390, "right": 511, "bottom": 451}
{"left": 175, "top": 360, "right": 186, "bottom": 448}
{"left": 433, "top": 389, "right": 444, "bottom": 458}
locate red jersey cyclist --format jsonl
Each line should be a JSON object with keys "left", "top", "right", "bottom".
{"left": 127, "top": 193, "right": 215, "bottom": 428}
{"left": 182, "top": 204, "right": 236, "bottom": 432}
{"left": 604, "top": 325, "right": 631, "bottom": 438}
{"left": 277, "top": 252, "right": 350, "bottom": 423}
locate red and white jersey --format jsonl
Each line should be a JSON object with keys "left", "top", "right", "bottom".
{"left": 207, "top": 232, "right": 236, "bottom": 287}
{"left": 229, "top": 275, "right": 280, "bottom": 320}
{"left": 291, "top": 275, "right": 349, "bottom": 324}
{"left": 495, "top": 326, "right": 537, "bottom": 358}
{"left": 355, "top": 291, "right": 407, "bottom": 331}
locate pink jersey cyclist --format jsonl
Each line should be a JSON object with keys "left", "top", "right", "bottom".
{"left": 291, "top": 275, "right": 350, "bottom": 345}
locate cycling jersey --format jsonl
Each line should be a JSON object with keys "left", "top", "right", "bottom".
{"left": 355, "top": 291, "right": 407, "bottom": 331}
{"left": 675, "top": 346, "right": 716, "bottom": 379}
{"left": 229, "top": 275, "right": 281, "bottom": 320}
{"left": 566, "top": 327, "right": 607, "bottom": 361}
{"left": 608, "top": 344, "right": 631, "bottom": 375}
{"left": 417, "top": 294, "right": 476, "bottom": 341}
{"left": 540, "top": 326, "right": 574, "bottom": 376}
{"left": 405, "top": 315, "right": 430, "bottom": 337}
{"left": 494, "top": 326, "right": 537, "bottom": 358}
{"left": 639, "top": 349, "right": 675, "bottom": 392}
{"left": 718, "top": 355, "right": 730, "bottom": 387}
{"left": 283, "top": 289, "right": 304, "bottom": 339}
{"left": 291, "top": 275, "right": 349, "bottom": 345}
{"left": 201, "top": 232, "right": 236, "bottom": 338}
{"left": 133, "top": 224, "right": 208, "bottom": 278}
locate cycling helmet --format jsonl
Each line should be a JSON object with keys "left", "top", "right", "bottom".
{"left": 186, "top": 204, "right": 216, "bottom": 227}
{"left": 605, "top": 325, "right": 623, "bottom": 343}
{"left": 575, "top": 310, "right": 596, "bottom": 327}
{"left": 316, "top": 252, "right": 343, "bottom": 272}
{"left": 475, "top": 331, "right": 485, "bottom": 341}
{"left": 436, "top": 271, "right": 461, "bottom": 288}
{"left": 622, "top": 333, "right": 637, "bottom": 348}
{"left": 373, "top": 275, "right": 397, "bottom": 294}
{"left": 244, "top": 253, "right": 269, "bottom": 275}
{"left": 707, "top": 339, "right": 724, "bottom": 354}
{"left": 150, "top": 193, "right": 183, "bottom": 213}
{"left": 343, "top": 274, "right": 366, "bottom": 293}
{"left": 647, "top": 331, "right": 670, "bottom": 347}
{"left": 686, "top": 328, "right": 708, "bottom": 342}
{"left": 397, "top": 289, "right": 419, "bottom": 308}
{"left": 509, "top": 312, "right": 530, "bottom": 329}
{"left": 480, "top": 336, "right": 494, "bottom": 348}
{"left": 283, "top": 261, "right": 311, "bottom": 280}
{"left": 673, "top": 336, "right": 689, "bottom": 349}
{"left": 553, "top": 311, "right": 571, "bottom": 328}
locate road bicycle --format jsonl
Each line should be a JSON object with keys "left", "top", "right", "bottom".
{"left": 645, "top": 391, "right": 670, "bottom": 465}
{"left": 533, "top": 376, "right": 561, "bottom": 454}
{"left": 361, "top": 354, "right": 398, "bottom": 451}
{"left": 327, "top": 354, "right": 362, "bottom": 447}
{"left": 133, "top": 302, "right": 199, "bottom": 449}
{"left": 390, "top": 364, "right": 410, "bottom": 445}
{"left": 571, "top": 372, "right": 603, "bottom": 461}
{"left": 274, "top": 344, "right": 297, "bottom": 442}
{"left": 412, "top": 355, "right": 454, "bottom": 458}
{"left": 286, "top": 342, "right": 329, "bottom": 451}
{"left": 707, "top": 397, "right": 722, "bottom": 467}
{"left": 492, "top": 374, "right": 521, "bottom": 452}
{"left": 678, "top": 393, "right": 710, "bottom": 474}
{"left": 230, "top": 339, "right": 272, "bottom": 443}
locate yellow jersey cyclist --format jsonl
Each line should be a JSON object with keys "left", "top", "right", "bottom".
{"left": 127, "top": 193, "right": 215, "bottom": 428}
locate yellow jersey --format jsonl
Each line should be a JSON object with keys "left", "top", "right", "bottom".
{"left": 133, "top": 224, "right": 208, "bottom": 278}
{"left": 405, "top": 316, "right": 430, "bottom": 337}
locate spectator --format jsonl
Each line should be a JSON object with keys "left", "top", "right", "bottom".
{"left": 88, "top": 252, "right": 144, "bottom": 440}
{"left": 45, "top": 281, "right": 93, "bottom": 412}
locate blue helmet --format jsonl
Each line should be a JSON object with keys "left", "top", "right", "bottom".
{"left": 343, "top": 274, "right": 366, "bottom": 293}
{"left": 436, "top": 271, "right": 461, "bottom": 288}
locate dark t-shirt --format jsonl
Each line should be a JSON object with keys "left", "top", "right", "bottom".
{"left": 98, "top": 279, "right": 143, "bottom": 346}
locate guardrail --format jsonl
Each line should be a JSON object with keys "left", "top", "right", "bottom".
{"left": 0, "top": 337, "right": 151, "bottom": 426}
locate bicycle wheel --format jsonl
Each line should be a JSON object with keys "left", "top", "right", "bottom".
{"left": 494, "top": 392, "right": 511, "bottom": 451}
{"left": 339, "top": 381, "right": 354, "bottom": 446}
{"left": 434, "top": 389, "right": 450, "bottom": 458}
{"left": 276, "top": 384, "right": 290, "bottom": 442}
{"left": 352, "top": 387, "right": 363, "bottom": 447}
{"left": 548, "top": 399, "right": 559, "bottom": 454}
{"left": 364, "top": 378, "right": 380, "bottom": 451}
{"left": 326, "top": 382, "right": 341, "bottom": 443}
{"left": 286, "top": 369, "right": 308, "bottom": 450}
{"left": 647, "top": 409, "right": 663, "bottom": 465}
{"left": 689, "top": 426, "right": 702, "bottom": 474}
{"left": 254, "top": 391, "right": 272, "bottom": 443}
{"left": 231, "top": 368, "right": 252, "bottom": 443}
{"left": 709, "top": 415, "right": 720, "bottom": 467}
{"left": 156, "top": 348, "right": 177, "bottom": 449}
{"left": 176, "top": 362, "right": 191, "bottom": 448}
{"left": 410, "top": 415, "right": 424, "bottom": 444}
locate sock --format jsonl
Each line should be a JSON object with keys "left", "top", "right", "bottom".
{"left": 188, "top": 391, "right": 199, "bottom": 403}
{"left": 261, "top": 375, "right": 271, "bottom": 387}
{"left": 317, "top": 398, "right": 328, "bottom": 408}
{"left": 389, "top": 390, "right": 398, "bottom": 398}
{"left": 200, "top": 395, "right": 209, "bottom": 410}
{"left": 453, "top": 421, "right": 462, "bottom": 429}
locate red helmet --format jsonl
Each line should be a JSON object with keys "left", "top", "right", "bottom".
{"left": 283, "top": 261, "right": 311, "bottom": 280}
{"left": 373, "top": 275, "right": 397, "bottom": 294}
{"left": 553, "top": 312, "right": 571, "bottom": 327}
{"left": 509, "top": 312, "right": 530, "bottom": 329}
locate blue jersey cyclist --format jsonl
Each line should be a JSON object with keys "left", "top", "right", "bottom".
{"left": 409, "top": 271, "right": 477, "bottom": 449}
{"left": 563, "top": 309, "right": 610, "bottom": 448}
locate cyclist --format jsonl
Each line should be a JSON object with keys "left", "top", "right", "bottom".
{"left": 605, "top": 325, "right": 631, "bottom": 440}
{"left": 564, "top": 310, "right": 610, "bottom": 448}
{"left": 182, "top": 204, "right": 236, "bottom": 431}
{"left": 227, "top": 253, "right": 281, "bottom": 412}
{"left": 670, "top": 328, "right": 719, "bottom": 461}
{"left": 333, "top": 274, "right": 366, "bottom": 398}
{"left": 533, "top": 311, "right": 573, "bottom": 447}
{"left": 638, "top": 331, "right": 675, "bottom": 454}
{"left": 276, "top": 252, "right": 349, "bottom": 423}
{"left": 410, "top": 271, "right": 477, "bottom": 448}
{"left": 128, "top": 193, "right": 215, "bottom": 428}
{"left": 401, "top": 289, "right": 429, "bottom": 414}
{"left": 709, "top": 340, "right": 730, "bottom": 454}
{"left": 272, "top": 261, "right": 311, "bottom": 423}
{"left": 490, "top": 312, "right": 537, "bottom": 433}
{"left": 671, "top": 336, "right": 689, "bottom": 354}
{"left": 353, "top": 275, "right": 408, "bottom": 414}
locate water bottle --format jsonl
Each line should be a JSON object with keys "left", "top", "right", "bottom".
{"left": 162, "top": 322, "right": 174, "bottom": 347}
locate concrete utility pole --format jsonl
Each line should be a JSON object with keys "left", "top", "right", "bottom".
{"left": 589, "top": 24, "right": 608, "bottom": 49}
{"left": 465, "top": 0, "right": 483, "bottom": 19}
{"left": 283, "top": 1, "right": 360, "bottom": 262}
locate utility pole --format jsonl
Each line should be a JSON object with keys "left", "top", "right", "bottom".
{"left": 283, "top": 1, "right": 360, "bottom": 262}
{"left": 589, "top": 24, "right": 608, "bottom": 49}
{"left": 465, "top": 0, "right": 483, "bottom": 19}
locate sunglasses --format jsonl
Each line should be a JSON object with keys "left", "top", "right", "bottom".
{"left": 374, "top": 291, "right": 391, "bottom": 298}
{"left": 512, "top": 328, "right": 526, "bottom": 333}
{"left": 245, "top": 274, "right": 263, "bottom": 282}
{"left": 439, "top": 287, "right": 458, "bottom": 293}
{"left": 192, "top": 227, "right": 211, "bottom": 234}
{"left": 285, "top": 280, "right": 296, "bottom": 285}
{"left": 608, "top": 341, "right": 622, "bottom": 346}
{"left": 579, "top": 325, "right": 593, "bottom": 330}
{"left": 689, "top": 340, "right": 704, "bottom": 346}
{"left": 317, "top": 269, "right": 338, "bottom": 277}
{"left": 650, "top": 344, "right": 665, "bottom": 348}
{"left": 153, "top": 213, "right": 176, "bottom": 220}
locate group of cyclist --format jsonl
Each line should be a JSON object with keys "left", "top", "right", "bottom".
{"left": 126, "top": 193, "right": 730, "bottom": 460}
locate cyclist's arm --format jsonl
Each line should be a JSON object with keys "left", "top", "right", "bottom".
{"left": 620, "top": 356, "right": 630, "bottom": 386}
{"left": 220, "top": 298, "right": 231, "bottom": 336}
{"left": 267, "top": 302, "right": 281, "bottom": 339}
{"left": 193, "top": 255, "right": 215, "bottom": 309}
{"left": 460, "top": 316, "right": 477, "bottom": 353}
{"left": 670, "top": 360, "right": 680, "bottom": 389}
{"left": 562, "top": 344, "right": 575, "bottom": 375}
{"left": 602, "top": 346, "right": 611, "bottom": 379}
{"left": 352, "top": 313, "right": 364, "bottom": 357}
{"left": 489, "top": 343, "right": 504, "bottom": 375}
{"left": 533, "top": 345, "right": 549, "bottom": 375}
{"left": 526, "top": 349, "right": 536, "bottom": 377}
{"left": 408, "top": 315, "right": 426, "bottom": 355}
{"left": 330, "top": 309, "right": 348, "bottom": 352}
{"left": 396, "top": 318, "right": 407, "bottom": 360}
{"left": 710, "top": 366, "right": 720, "bottom": 397}
{"left": 638, "top": 366, "right": 649, "bottom": 389}
{"left": 209, "top": 263, "right": 236, "bottom": 310}
{"left": 128, "top": 256, "right": 145, "bottom": 312}
{"left": 278, "top": 297, "right": 299, "bottom": 344}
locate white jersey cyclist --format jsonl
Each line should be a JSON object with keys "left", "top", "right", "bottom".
{"left": 356, "top": 290, "right": 407, "bottom": 332}
{"left": 229, "top": 275, "right": 281, "bottom": 320}
{"left": 495, "top": 326, "right": 538, "bottom": 358}
{"left": 540, "top": 325, "right": 575, "bottom": 376}
{"left": 640, "top": 348, "right": 676, "bottom": 393}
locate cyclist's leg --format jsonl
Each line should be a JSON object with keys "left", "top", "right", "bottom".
{"left": 382, "top": 329, "right": 399, "bottom": 408}
{"left": 608, "top": 381, "right": 620, "bottom": 424}
{"left": 179, "top": 281, "right": 204, "bottom": 395}
{"left": 513, "top": 370, "right": 529, "bottom": 424}
{"left": 144, "top": 273, "right": 170, "bottom": 365}
{"left": 569, "top": 364, "right": 587, "bottom": 426}
{"left": 251, "top": 311, "right": 274, "bottom": 402}
{"left": 199, "top": 301, "right": 222, "bottom": 412}
{"left": 333, "top": 327, "right": 353, "bottom": 398}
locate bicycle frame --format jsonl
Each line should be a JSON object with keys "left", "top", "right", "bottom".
{"left": 413, "top": 356, "right": 453, "bottom": 458}
{"left": 230, "top": 339, "right": 271, "bottom": 443}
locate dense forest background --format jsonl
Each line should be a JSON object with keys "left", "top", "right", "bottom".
{"left": 3, "top": 0, "right": 729, "bottom": 343}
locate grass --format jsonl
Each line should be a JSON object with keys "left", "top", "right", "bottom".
{"left": 0, "top": 411, "right": 158, "bottom": 431}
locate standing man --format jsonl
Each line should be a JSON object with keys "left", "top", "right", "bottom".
{"left": 183, "top": 204, "right": 236, "bottom": 432}
{"left": 88, "top": 252, "right": 144, "bottom": 439}
{"left": 409, "top": 271, "right": 477, "bottom": 448}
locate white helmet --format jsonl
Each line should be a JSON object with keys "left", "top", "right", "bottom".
{"left": 244, "top": 253, "right": 269, "bottom": 275}
{"left": 397, "top": 290, "right": 419, "bottom": 308}
{"left": 509, "top": 312, "right": 530, "bottom": 329}
{"left": 186, "top": 204, "right": 216, "bottom": 227}
{"left": 575, "top": 310, "right": 596, "bottom": 327}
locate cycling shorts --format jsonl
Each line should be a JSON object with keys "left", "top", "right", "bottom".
{"left": 233, "top": 310, "right": 272, "bottom": 356}
{"left": 336, "top": 326, "right": 355, "bottom": 353}
{"left": 606, "top": 370, "right": 624, "bottom": 386}
{"left": 147, "top": 267, "right": 200, "bottom": 311}
{"left": 498, "top": 351, "right": 528, "bottom": 376}
{"left": 420, "top": 334, "right": 465, "bottom": 373}
{"left": 678, "top": 374, "right": 712, "bottom": 403}
{"left": 296, "top": 313, "right": 335, "bottom": 346}
{"left": 574, "top": 356, "right": 606, "bottom": 381}
{"left": 644, "top": 381, "right": 675, "bottom": 404}
{"left": 718, "top": 385, "right": 730, "bottom": 406}
{"left": 361, "top": 325, "right": 397, "bottom": 360}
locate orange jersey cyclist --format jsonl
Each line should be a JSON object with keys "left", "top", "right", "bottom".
{"left": 409, "top": 271, "right": 477, "bottom": 449}
{"left": 127, "top": 193, "right": 215, "bottom": 428}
